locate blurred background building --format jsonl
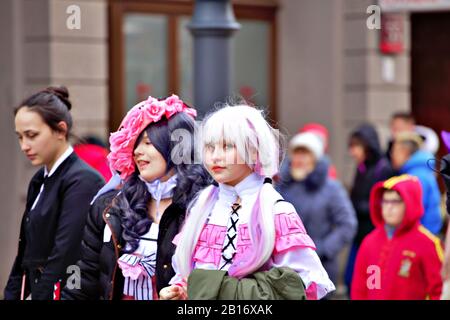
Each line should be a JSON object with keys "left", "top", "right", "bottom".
{"left": 1, "top": 0, "right": 449, "bottom": 296}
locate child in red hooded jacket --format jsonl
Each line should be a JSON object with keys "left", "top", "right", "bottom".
{"left": 351, "top": 174, "right": 443, "bottom": 300}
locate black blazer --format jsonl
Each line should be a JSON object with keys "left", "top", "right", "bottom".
{"left": 4, "top": 153, "right": 105, "bottom": 300}
{"left": 60, "top": 190, "right": 186, "bottom": 300}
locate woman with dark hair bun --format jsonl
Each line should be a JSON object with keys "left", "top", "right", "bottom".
{"left": 61, "top": 95, "right": 212, "bottom": 300}
{"left": 4, "top": 86, "right": 105, "bottom": 300}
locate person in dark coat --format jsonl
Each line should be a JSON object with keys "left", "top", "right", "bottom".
{"left": 276, "top": 132, "right": 357, "bottom": 289}
{"left": 61, "top": 95, "right": 211, "bottom": 300}
{"left": 344, "top": 123, "right": 394, "bottom": 294}
{"left": 5, "top": 86, "right": 105, "bottom": 300}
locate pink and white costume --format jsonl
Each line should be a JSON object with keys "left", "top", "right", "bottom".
{"left": 171, "top": 173, "right": 335, "bottom": 299}
{"left": 117, "top": 223, "right": 159, "bottom": 300}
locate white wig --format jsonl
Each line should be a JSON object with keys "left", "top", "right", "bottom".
{"left": 199, "top": 105, "right": 281, "bottom": 177}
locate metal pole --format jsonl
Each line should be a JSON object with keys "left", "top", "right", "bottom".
{"left": 188, "top": 0, "right": 240, "bottom": 118}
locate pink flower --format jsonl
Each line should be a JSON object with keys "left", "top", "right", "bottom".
{"left": 107, "top": 151, "right": 134, "bottom": 178}
{"left": 184, "top": 107, "right": 197, "bottom": 118}
{"left": 145, "top": 95, "right": 156, "bottom": 105}
{"left": 145, "top": 100, "right": 165, "bottom": 122}
{"left": 108, "top": 128, "right": 137, "bottom": 177}
{"left": 109, "top": 129, "right": 131, "bottom": 152}
{"left": 165, "top": 94, "right": 197, "bottom": 118}
{"left": 164, "top": 103, "right": 177, "bottom": 118}
{"left": 127, "top": 115, "right": 144, "bottom": 140}
{"left": 121, "top": 103, "right": 144, "bottom": 128}
{"left": 164, "top": 94, "right": 180, "bottom": 105}
{"left": 165, "top": 95, "right": 185, "bottom": 114}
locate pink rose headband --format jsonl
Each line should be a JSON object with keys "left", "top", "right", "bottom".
{"left": 107, "top": 94, "right": 197, "bottom": 180}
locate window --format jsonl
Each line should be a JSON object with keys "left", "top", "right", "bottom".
{"left": 109, "top": 0, "right": 277, "bottom": 130}
{"left": 124, "top": 14, "right": 168, "bottom": 107}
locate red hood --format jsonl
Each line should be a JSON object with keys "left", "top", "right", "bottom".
{"left": 370, "top": 175, "right": 424, "bottom": 233}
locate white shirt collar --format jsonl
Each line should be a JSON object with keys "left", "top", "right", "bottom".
{"left": 218, "top": 172, "right": 264, "bottom": 200}
{"left": 44, "top": 145, "right": 74, "bottom": 177}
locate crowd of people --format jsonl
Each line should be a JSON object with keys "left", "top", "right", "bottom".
{"left": 4, "top": 86, "right": 450, "bottom": 300}
{"left": 279, "top": 113, "right": 449, "bottom": 300}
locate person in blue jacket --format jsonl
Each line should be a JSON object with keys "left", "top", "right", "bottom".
{"left": 391, "top": 131, "right": 443, "bottom": 235}
{"left": 276, "top": 132, "right": 357, "bottom": 291}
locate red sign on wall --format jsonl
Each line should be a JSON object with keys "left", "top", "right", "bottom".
{"left": 380, "top": 14, "right": 404, "bottom": 54}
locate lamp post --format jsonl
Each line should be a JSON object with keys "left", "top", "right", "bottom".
{"left": 188, "top": 0, "right": 240, "bottom": 117}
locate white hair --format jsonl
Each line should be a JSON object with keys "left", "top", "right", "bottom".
{"left": 199, "top": 105, "right": 281, "bottom": 177}
{"left": 173, "top": 104, "right": 283, "bottom": 279}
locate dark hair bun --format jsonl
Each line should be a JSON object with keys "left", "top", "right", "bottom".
{"left": 44, "top": 86, "right": 72, "bottom": 110}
